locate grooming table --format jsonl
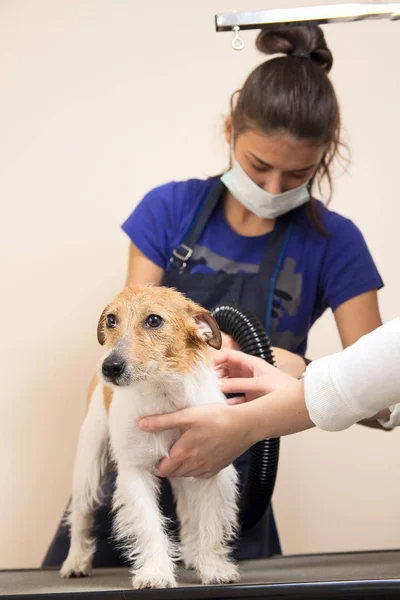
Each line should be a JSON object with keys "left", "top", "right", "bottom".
{"left": 2, "top": 550, "right": 400, "bottom": 599}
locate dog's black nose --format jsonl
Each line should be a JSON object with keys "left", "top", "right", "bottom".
{"left": 102, "top": 355, "right": 126, "bottom": 380}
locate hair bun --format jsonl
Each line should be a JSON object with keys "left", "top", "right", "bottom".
{"left": 256, "top": 25, "right": 333, "bottom": 72}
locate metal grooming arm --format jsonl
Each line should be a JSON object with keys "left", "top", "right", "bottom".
{"left": 215, "top": 3, "right": 400, "bottom": 50}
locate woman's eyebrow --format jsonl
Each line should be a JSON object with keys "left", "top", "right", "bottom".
{"left": 249, "top": 151, "right": 316, "bottom": 172}
{"left": 249, "top": 152, "right": 273, "bottom": 168}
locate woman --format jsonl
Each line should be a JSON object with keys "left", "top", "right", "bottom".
{"left": 43, "top": 24, "right": 382, "bottom": 567}
{"left": 138, "top": 319, "right": 400, "bottom": 477}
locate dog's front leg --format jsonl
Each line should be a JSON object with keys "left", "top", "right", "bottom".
{"left": 172, "top": 466, "right": 240, "bottom": 585}
{"left": 113, "top": 468, "right": 178, "bottom": 589}
{"left": 60, "top": 385, "right": 109, "bottom": 578}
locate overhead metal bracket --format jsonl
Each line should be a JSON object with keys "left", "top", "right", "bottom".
{"left": 215, "top": 3, "right": 400, "bottom": 49}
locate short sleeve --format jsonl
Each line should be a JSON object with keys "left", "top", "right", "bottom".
{"left": 121, "top": 183, "right": 178, "bottom": 270}
{"left": 321, "top": 217, "right": 383, "bottom": 312}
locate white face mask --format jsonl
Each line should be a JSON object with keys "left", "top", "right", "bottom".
{"left": 221, "top": 151, "right": 311, "bottom": 220}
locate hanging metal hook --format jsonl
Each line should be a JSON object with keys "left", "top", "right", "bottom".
{"left": 231, "top": 25, "right": 244, "bottom": 50}
{"left": 216, "top": 4, "right": 400, "bottom": 32}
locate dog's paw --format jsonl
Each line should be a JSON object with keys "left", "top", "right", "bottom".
{"left": 131, "top": 574, "right": 177, "bottom": 589}
{"left": 182, "top": 554, "right": 195, "bottom": 570}
{"left": 198, "top": 560, "right": 240, "bottom": 585}
{"left": 60, "top": 555, "right": 92, "bottom": 579}
{"left": 131, "top": 567, "right": 177, "bottom": 589}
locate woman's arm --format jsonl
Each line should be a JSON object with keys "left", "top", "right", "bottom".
{"left": 272, "top": 290, "right": 382, "bottom": 379}
{"left": 125, "top": 242, "right": 164, "bottom": 286}
{"left": 270, "top": 347, "right": 307, "bottom": 378}
{"left": 334, "top": 290, "right": 382, "bottom": 348}
{"left": 139, "top": 320, "right": 400, "bottom": 477}
{"left": 333, "top": 289, "right": 384, "bottom": 427}
{"left": 304, "top": 319, "right": 400, "bottom": 431}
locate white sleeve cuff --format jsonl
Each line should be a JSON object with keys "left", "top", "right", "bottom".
{"left": 378, "top": 403, "right": 400, "bottom": 429}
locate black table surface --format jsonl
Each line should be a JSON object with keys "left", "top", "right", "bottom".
{"left": 2, "top": 549, "right": 400, "bottom": 599}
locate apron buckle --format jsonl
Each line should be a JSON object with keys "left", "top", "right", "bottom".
{"left": 170, "top": 244, "right": 193, "bottom": 274}
{"left": 172, "top": 244, "right": 193, "bottom": 262}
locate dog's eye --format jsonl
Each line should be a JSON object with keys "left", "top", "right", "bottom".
{"left": 106, "top": 314, "right": 117, "bottom": 328}
{"left": 145, "top": 314, "right": 163, "bottom": 329}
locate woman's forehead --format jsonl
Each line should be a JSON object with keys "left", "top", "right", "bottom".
{"left": 237, "top": 129, "right": 325, "bottom": 170}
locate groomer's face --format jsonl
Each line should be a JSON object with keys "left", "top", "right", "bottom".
{"left": 225, "top": 121, "right": 325, "bottom": 194}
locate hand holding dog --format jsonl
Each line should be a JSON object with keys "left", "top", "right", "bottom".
{"left": 139, "top": 350, "right": 295, "bottom": 478}
{"left": 139, "top": 402, "right": 256, "bottom": 479}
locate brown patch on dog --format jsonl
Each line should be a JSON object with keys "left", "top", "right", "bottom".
{"left": 189, "top": 310, "right": 222, "bottom": 350}
{"left": 98, "top": 285, "right": 222, "bottom": 377}
{"left": 97, "top": 308, "right": 108, "bottom": 345}
{"left": 86, "top": 374, "right": 99, "bottom": 408}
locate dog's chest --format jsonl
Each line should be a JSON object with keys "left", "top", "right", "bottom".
{"left": 108, "top": 385, "right": 181, "bottom": 469}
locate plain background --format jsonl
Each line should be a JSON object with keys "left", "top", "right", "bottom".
{"left": 1, "top": 0, "right": 400, "bottom": 569}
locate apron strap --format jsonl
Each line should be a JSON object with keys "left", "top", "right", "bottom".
{"left": 258, "top": 214, "right": 292, "bottom": 277}
{"left": 169, "top": 177, "right": 293, "bottom": 309}
{"left": 169, "top": 180, "right": 225, "bottom": 273}
{"left": 259, "top": 214, "right": 293, "bottom": 333}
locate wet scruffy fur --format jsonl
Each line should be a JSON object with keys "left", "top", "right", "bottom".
{"left": 60, "top": 285, "right": 239, "bottom": 589}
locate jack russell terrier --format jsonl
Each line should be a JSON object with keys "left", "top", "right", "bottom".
{"left": 60, "top": 284, "right": 239, "bottom": 589}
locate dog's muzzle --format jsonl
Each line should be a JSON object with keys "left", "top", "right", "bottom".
{"left": 102, "top": 353, "right": 126, "bottom": 385}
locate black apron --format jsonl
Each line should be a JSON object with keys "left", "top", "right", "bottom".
{"left": 163, "top": 180, "right": 293, "bottom": 338}
{"left": 42, "top": 180, "right": 291, "bottom": 568}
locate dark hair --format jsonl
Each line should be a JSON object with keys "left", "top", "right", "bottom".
{"left": 231, "top": 25, "right": 346, "bottom": 234}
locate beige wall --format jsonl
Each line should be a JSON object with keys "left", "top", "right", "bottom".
{"left": 1, "top": 0, "right": 399, "bottom": 569}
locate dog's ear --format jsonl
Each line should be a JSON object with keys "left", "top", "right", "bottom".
{"left": 97, "top": 308, "right": 107, "bottom": 345}
{"left": 193, "top": 311, "right": 222, "bottom": 350}
{"left": 185, "top": 298, "right": 222, "bottom": 349}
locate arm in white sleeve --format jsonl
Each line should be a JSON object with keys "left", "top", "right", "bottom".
{"left": 304, "top": 319, "right": 400, "bottom": 431}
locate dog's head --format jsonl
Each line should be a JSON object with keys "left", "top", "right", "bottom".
{"left": 97, "top": 285, "right": 222, "bottom": 386}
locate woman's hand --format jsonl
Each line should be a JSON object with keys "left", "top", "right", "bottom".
{"left": 138, "top": 350, "right": 298, "bottom": 479}
{"left": 216, "top": 339, "right": 307, "bottom": 380}
{"left": 139, "top": 403, "right": 256, "bottom": 479}
{"left": 207, "top": 332, "right": 240, "bottom": 362}
{"left": 220, "top": 332, "right": 240, "bottom": 351}
{"left": 271, "top": 347, "right": 307, "bottom": 378}
{"left": 215, "top": 349, "right": 295, "bottom": 404}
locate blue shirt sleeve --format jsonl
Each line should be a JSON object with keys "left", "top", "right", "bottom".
{"left": 121, "top": 178, "right": 216, "bottom": 270}
{"left": 121, "top": 182, "right": 179, "bottom": 270}
{"left": 321, "top": 217, "right": 383, "bottom": 312}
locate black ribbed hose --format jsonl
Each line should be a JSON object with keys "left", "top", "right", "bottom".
{"left": 211, "top": 304, "right": 279, "bottom": 531}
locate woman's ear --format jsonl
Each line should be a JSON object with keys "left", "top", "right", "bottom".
{"left": 225, "top": 115, "right": 233, "bottom": 145}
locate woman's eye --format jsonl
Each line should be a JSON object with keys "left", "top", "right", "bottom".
{"left": 251, "top": 163, "right": 267, "bottom": 173}
{"left": 292, "top": 170, "right": 311, "bottom": 180}
{"left": 106, "top": 314, "right": 117, "bottom": 328}
{"left": 145, "top": 314, "right": 164, "bottom": 329}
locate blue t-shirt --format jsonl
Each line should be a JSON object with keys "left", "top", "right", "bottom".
{"left": 122, "top": 178, "right": 383, "bottom": 355}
